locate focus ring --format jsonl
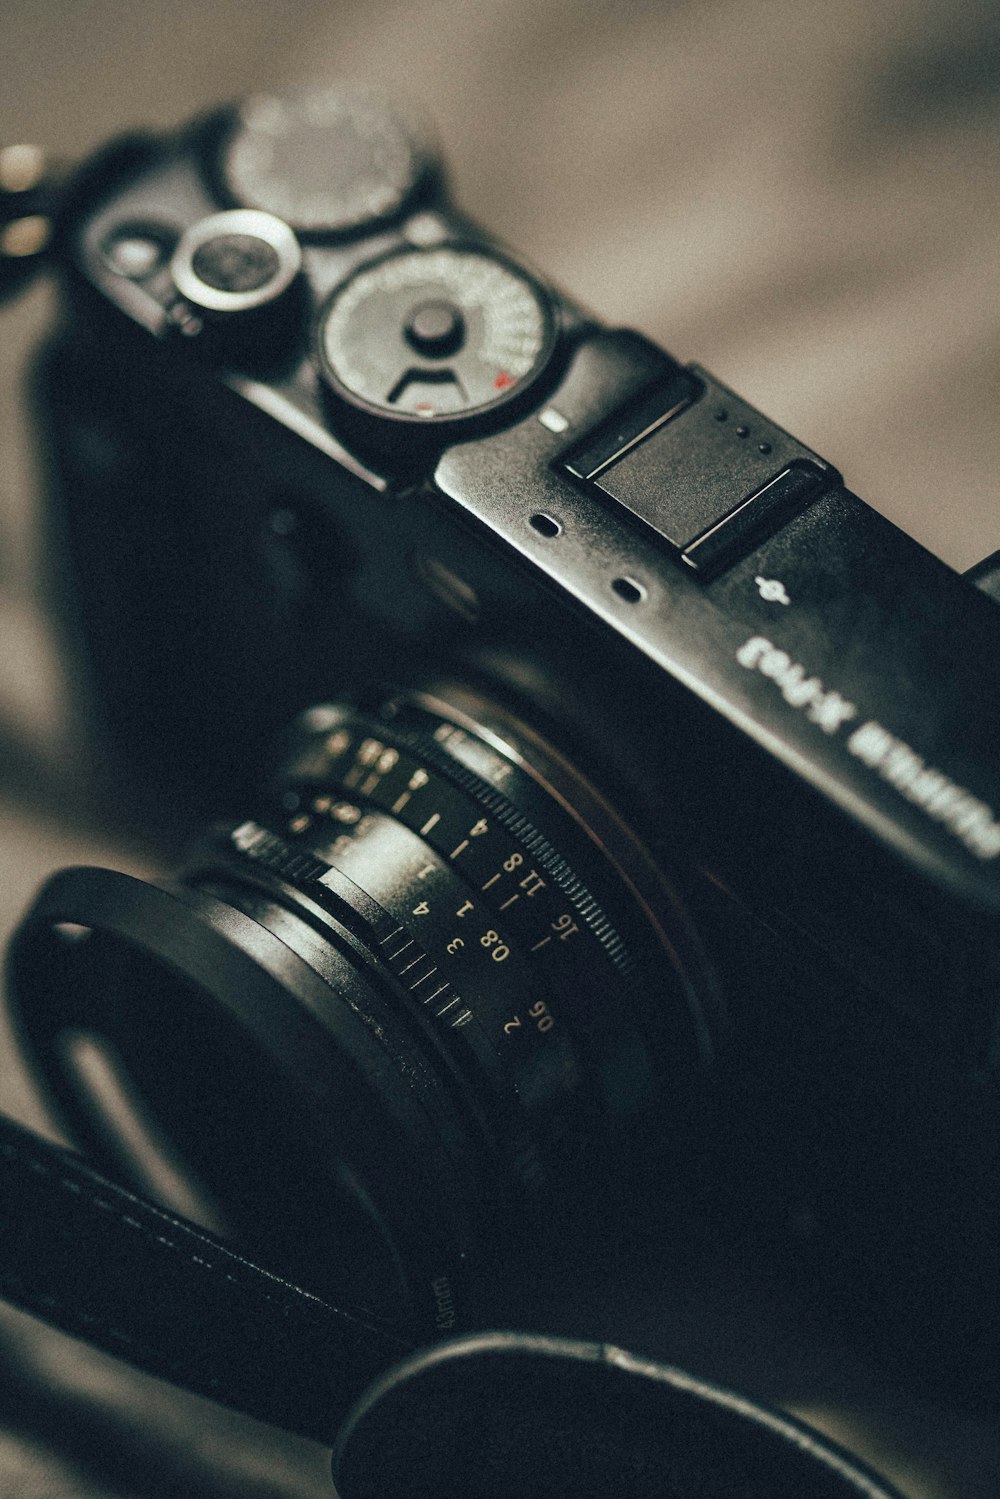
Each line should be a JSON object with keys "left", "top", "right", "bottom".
{"left": 282, "top": 710, "right": 640, "bottom": 983}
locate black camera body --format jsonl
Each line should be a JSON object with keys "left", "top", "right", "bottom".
{"left": 23, "top": 83, "right": 1000, "bottom": 1384}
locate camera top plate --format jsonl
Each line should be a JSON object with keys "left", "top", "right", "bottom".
{"left": 438, "top": 330, "right": 1000, "bottom": 919}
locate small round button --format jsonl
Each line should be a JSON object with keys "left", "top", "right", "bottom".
{"left": 171, "top": 208, "right": 301, "bottom": 314}
{"left": 404, "top": 300, "right": 465, "bottom": 358}
{"left": 191, "top": 233, "right": 280, "bottom": 294}
{"left": 101, "top": 224, "right": 173, "bottom": 279}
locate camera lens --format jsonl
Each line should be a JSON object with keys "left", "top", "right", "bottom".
{"left": 9, "top": 687, "right": 717, "bottom": 1340}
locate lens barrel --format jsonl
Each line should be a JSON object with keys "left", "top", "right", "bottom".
{"left": 8, "top": 689, "right": 717, "bottom": 1338}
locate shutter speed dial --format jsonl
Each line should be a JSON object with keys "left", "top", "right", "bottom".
{"left": 316, "top": 245, "right": 557, "bottom": 450}
{"left": 219, "top": 83, "right": 434, "bottom": 238}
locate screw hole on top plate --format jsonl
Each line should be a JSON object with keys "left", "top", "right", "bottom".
{"left": 530, "top": 512, "right": 562, "bottom": 538}
{"left": 612, "top": 576, "right": 645, "bottom": 604}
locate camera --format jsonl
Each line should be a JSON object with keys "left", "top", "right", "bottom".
{"left": 7, "top": 78, "right": 1000, "bottom": 1450}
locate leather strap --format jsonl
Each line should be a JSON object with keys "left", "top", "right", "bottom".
{"left": 0, "top": 1117, "right": 908, "bottom": 1497}
{"left": 0, "top": 1113, "right": 412, "bottom": 1445}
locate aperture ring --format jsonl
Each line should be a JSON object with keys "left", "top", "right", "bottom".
{"left": 197, "top": 814, "right": 591, "bottom": 1198}
{"left": 283, "top": 710, "right": 639, "bottom": 984}
{"left": 271, "top": 699, "right": 693, "bottom": 1131}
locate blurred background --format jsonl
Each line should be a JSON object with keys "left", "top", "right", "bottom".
{"left": 0, "top": 0, "right": 998, "bottom": 1493}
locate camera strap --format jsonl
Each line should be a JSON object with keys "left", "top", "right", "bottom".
{"left": 0, "top": 1112, "right": 907, "bottom": 1498}
{"left": 0, "top": 1111, "right": 410, "bottom": 1445}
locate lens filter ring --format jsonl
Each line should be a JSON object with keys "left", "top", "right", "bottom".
{"left": 7, "top": 865, "right": 489, "bottom": 1338}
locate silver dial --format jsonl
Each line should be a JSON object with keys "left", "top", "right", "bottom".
{"left": 317, "top": 245, "right": 555, "bottom": 431}
{"left": 170, "top": 209, "right": 301, "bottom": 314}
{"left": 220, "top": 84, "right": 431, "bottom": 238}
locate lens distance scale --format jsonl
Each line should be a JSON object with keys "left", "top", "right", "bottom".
{"left": 317, "top": 245, "right": 557, "bottom": 440}
{"left": 187, "top": 694, "right": 714, "bottom": 1200}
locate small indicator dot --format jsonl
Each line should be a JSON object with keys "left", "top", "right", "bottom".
{"left": 538, "top": 407, "right": 569, "bottom": 434}
{"left": 494, "top": 371, "right": 515, "bottom": 391}
{"left": 714, "top": 409, "right": 728, "bottom": 422}
{"left": 612, "top": 576, "right": 645, "bottom": 604}
{"left": 735, "top": 424, "right": 749, "bottom": 438}
{"left": 530, "top": 512, "right": 561, "bottom": 538}
{"left": 404, "top": 212, "right": 449, "bottom": 247}
{"left": 758, "top": 441, "right": 772, "bottom": 454}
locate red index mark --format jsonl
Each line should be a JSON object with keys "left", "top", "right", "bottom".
{"left": 494, "top": 371, "right": 515, "bottom": 391}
